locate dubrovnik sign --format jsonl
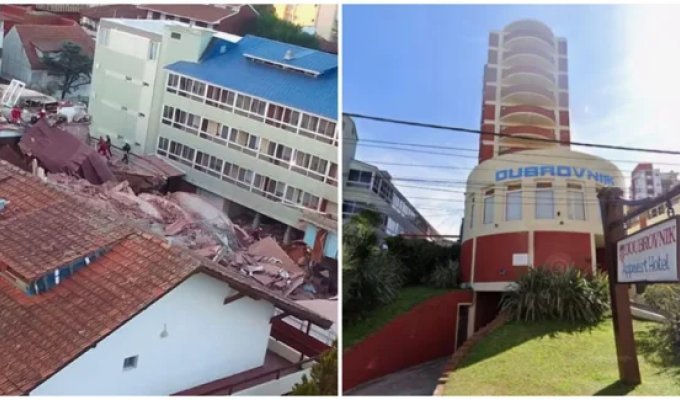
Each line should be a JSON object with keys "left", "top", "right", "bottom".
{"left": 495, "top": 165, "right": 616, "bottom": 186}
{"left": 617, "top": 217, "right": 680, "bottom": 283}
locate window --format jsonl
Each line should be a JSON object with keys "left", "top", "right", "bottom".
{"left": 199, "top": 118, "right": 226, "bottom": 143}
{"left": 259, "top": 139, "right": 292, "bottom": 167}
{"left": 171, "top": 32, "right": 181, "bottom": 39}
{"left": 326, "top": 162, "right": 338, "bottom": 186}
{"left": 535, "top": 183, "right": 554, "bottom": 219}
{"left": 285, "top": 186, "right": 320, "bottom": 210}
{"left": 292, "top": 150, "right": 327, "bottom": 181}
{"left": 157, "top": 137, "right": 169, "bottom": 156}
{"left": 123, "top": 356, "right": 138, "bottom": 370}
{"left": 228, "top": 128, "right": 259, "bottom": 156}
{"left": 148, "top": 41, "right": 159, "bottom": 60}
{"left": 483, "top": 188, "right": 494, "bottom": 224}
{"left": 168, "top": 141, "right": 194, "bottom": 166}
{"left": 167, "top": 74, "right": 179, "bottom": 93}
{"left": 506, "top": 184, "right": 522, "bottom": 221}
{"left": 567, "top": 183, "right": 585, "bottom": 220}
{"left": 253, "top": 174, "right": 285, "bottom": 201}
{"left": 347, "top": 169, "right": 372, "bottom": 188}
{"left": 161, "top": 105, "right": 174, "bottom": 125}
{"left": 266, "top": 104, "right": 301, "bottom": 132}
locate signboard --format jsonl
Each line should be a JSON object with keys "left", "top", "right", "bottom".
{"left": 495, "top": 165, "right": 615, "bottom": 186}
{"left": 617, "top": 217, "right": 680, "bottom": 283}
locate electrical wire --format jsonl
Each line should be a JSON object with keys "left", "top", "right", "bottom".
{"left": 345, "top": 112, "right": 680, "bottom": 155}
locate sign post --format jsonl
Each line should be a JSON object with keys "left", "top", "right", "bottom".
{"left": 598, "top": 187, "right": 641, "bottom": 385}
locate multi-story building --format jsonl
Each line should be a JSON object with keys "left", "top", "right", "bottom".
{"left": 274, "top": 4, "right": 338, "bottom": 42}
{"left": 478, "top": 19, "right": 570, "bottom": 162}
{"left": 342, "top": 116, "right": 438, "bottom": 237}
{"left": 90, "top": 21, "right": 338, "bottom": 248}
{"left": 630, "top": 162, "right": 679, "bottom": 201}
{"left": 459, "top": 20, "right": 624, "bottom": 339}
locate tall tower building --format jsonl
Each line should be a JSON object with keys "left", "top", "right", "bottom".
{"left": 478, "top": 19, "right": 570, "bottom": 163}
{"left": 459, "top": 20, "right": 624, "bottom": 339}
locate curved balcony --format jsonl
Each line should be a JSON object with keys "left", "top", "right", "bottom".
{"left": 503, "top": 52, "right": 554, "bottom": 73}
{"left": 505, "top": 29, "right": 555, "bottom": 51}
{"left": 501, "top": 83, "right": 555, "bottom": 107}
{"left": 504, "top": 46, "right": 554, "bottom": 65}
{"left": 500, "top": 125, "right": 556, "bottom": 140}
{"left": 502, "top": 65, "right": 555, "bottom": 87}
{"left": 504, "top": 19, "right": 555, "bottom": 41}
{"left": 500, "top": 105, "right": 556, "bottom": 126}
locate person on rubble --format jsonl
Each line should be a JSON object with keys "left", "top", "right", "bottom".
{"left": 10, "top": 106, "right": 21, "bottom": 124}
{"left": 122, "top": 141, "right": 131, "bottom": 164}
{"left": 38, "top": 108, "right": 46, "bottom": 120}
{"left": 97, "top": 136, "right": 109, "bottom": 159}
{"left": 105, "top": 135, "right": 113, "bottom": 158}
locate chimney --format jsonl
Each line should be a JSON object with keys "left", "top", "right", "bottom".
{"left": 284, "top": 49, "right": 294, "bottom": 60}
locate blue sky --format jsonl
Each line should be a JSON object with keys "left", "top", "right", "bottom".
{"left": 343, "top": 4, "right": 680, "bottom": 234}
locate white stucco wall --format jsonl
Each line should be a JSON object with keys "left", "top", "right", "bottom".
{"left": 31, "top": 273, "right": 275, "bottom": 396}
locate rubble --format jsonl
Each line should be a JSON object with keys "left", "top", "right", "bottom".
{"left": 43, "top": 172, "right": 334, "bottom": 299}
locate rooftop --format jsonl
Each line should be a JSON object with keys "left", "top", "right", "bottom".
{"left": 80, "top": 4, "right": 147, "bottom": 21}
{"left": 101, "top": 17, "right": 189, "bottom": 36}
{"left": 136, "top": 4, "right": 252, "bottom": 24}
{"left": 167, "top": 35, "right": 337, "bottom": 119}
{"left": 0, "top": 161, "right": 330, "bottom": 395}
{"left": 13, "top": 24, "right": 94, "bottom": 69}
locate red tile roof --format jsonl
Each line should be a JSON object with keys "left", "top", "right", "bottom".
{"left": 13, "top": 24, "right": 94, "bottom": 70}
{"left": 80, "top": 4, "right": 148, "bottom": 21}
{"left": 137, "top": 4, "right": 244, "bottom": 24}
{"left": 0, "top": 161, "right": 330, "bottom": 395}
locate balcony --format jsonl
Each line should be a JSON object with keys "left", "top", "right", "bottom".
{"left": 501, "top": 83, "right": 555, "bottom": 107}
{"left": 502, "top": 65, "right": 555, "bottom": 87}
{"left": 504, "top": 19, "right": 555, "bottom": 44}
{"left": 504, "top": 29, "right": 554, "bottom": 52}
{"left": 500, "top": 125, "right": 556, "bottom": 140}
{"left": 500, "top": 105, "right": 556, "bottom": 126}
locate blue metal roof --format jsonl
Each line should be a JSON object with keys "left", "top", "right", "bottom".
{"left": 165, "top": 35, "right": 337, "bottom": 119}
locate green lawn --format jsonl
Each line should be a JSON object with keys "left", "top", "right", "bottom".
{"left": 444, "top": 319, "right": 680, "bottom": 395}
{"left": 343, "top": 286, "right": 450, "bottom": 349}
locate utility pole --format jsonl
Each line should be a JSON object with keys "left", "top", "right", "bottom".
{"left": 598, "top": 187, "right": 641, "bottom": 385}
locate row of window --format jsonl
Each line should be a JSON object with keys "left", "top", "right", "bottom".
{"left": 470, "top": 182, "right": 587, "bottom": 228}
{"left": 161, "top": 105, "right": 338, "bottom": 186}
{"left": 346, "top": 168, "right": 427, "bottom": 231}
{"left": 342, "top": 201, "right": 404, "bottom": 235}
{"left": 157, "top": 137, "right": 328, "bottom": 212}
{"left": 166, "top": 73, "right": 338, "bottom": 146}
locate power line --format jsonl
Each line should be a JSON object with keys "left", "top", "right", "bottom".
{"left": 345, "top": 112, "right": 680, "bottom": 156}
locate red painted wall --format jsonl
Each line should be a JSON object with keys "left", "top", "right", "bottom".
{"left": 343, "top": 290, "right": 473, "bottom": 391}
{"left": 460, "top": 239, "right": 473, "bottom": 283}
{"left": 533, "top": 231, "right": 592, "bottom": 272}
{"left": 473, "top": 232, "right": 528, "bottom": 282}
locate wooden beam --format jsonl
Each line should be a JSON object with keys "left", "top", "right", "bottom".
{"left": 270, "top": 312, "right": 290, "bottom": 323}
{"left": 223, "top": 293, "right": 245, "bottom": 305}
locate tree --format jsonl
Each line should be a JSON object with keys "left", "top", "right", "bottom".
{"left": 290, "top": 344, "right": 337, "bottom": 395}
{"left": 248, "top": 13, "right": 319, "bottom": 50}
{"left": 41, "top": 42, "right": 93, "bottom": 99}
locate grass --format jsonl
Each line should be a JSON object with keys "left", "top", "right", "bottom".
{"left": 443, "top": 319, "right": 680, "bottom": 395}
{"left": 343, "top": 286, "right": 450, "bottom": 349}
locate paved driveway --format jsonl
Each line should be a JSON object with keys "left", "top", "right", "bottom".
{"left": 345, "top": 357, "right": 448, "bottom": 396}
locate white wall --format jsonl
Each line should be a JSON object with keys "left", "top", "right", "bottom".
{"left": 31, "top": 273, "right": 276, "bottom": 395}
{"left": 1, "top": 28, "right": 32, "bottom": 83}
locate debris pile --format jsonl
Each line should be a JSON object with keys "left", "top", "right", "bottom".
{"left": 45, "top": 173, "right": 332, "bottom": 298}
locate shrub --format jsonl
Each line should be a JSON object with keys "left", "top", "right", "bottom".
{"left": 385, "top": 236, "right": 461, "bottom": 286}
{"left": 425, "top": 259, "right": 460, "bottom": 289}
{"left": 343, "top": 251, "right": 404, "bottom": 324}
{"left": 641, "top": 284, "right": 680, "bottom": 363}
{"left": 290, "top": 344, "right": 337, "bottom": 395}
{"left": 501, "top": 266, "right": 610, "bottom": 324}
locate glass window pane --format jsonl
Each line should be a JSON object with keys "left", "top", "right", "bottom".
{"left": 535, "top": 190, "right": 554, "bottom": 219}
{"left": 506, "top": 191, "right": 522, "bottom": 221}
